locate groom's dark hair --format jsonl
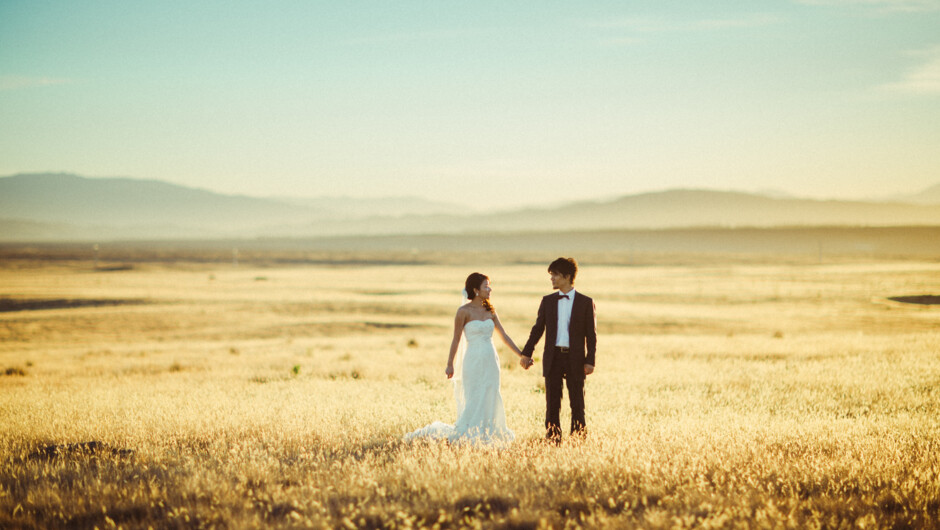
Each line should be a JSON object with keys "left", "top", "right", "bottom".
{"left": 548, "top": 257, "right": 577, "bottom": 284}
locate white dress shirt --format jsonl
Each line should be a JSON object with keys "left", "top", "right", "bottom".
{"left": 555, "top": 288, "right": 575, "bottom": 348}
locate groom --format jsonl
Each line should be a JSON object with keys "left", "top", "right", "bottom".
{"left": 521, "top": 257, "right": 597, "bottom": 443}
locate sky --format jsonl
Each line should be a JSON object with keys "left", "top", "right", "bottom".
{"left": 1, "top": 1, "right": 938, "bottom": 210}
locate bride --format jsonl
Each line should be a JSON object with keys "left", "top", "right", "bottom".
{"left": 405, "top": 272, "right": 533, "bottom": 445}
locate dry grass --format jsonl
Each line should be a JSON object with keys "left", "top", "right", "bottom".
{"left": 1, "top": 253, "right": 939, "bottom": 528}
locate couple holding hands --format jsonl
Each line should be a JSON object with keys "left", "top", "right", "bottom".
{"left": 405, "top": 257, "right": 597, "bottom": 445}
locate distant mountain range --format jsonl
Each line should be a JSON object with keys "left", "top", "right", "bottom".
{"left": 272, "top": 195, "right": 464, "bottom": 218}
{"left": 891, "top": 183, "right": 940, "bottom": 205}
{"left": 1, "top": 173, "right": 939, "bottom": 241}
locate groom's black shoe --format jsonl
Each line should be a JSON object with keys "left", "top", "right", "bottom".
{"left": 571, "top": 419, "right": 587, "bottom": 440}
{"left": 545, "top": 425, "right": 563, "bottom": 445}
{"left": 570, "top": 427, "right": 587, "bottom": 443}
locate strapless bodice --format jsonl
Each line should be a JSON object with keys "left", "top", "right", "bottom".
{"left": 464, "top": 318, "right": 495, "bottom": 343}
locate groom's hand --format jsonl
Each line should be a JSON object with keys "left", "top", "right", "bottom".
{"left": 584, "top": 364, "right": 594, "bottom": 376}
{"left": 520, "top": 357, "right": 533, "bottom": 370}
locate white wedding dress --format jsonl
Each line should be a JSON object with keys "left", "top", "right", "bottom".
{"left": 405, "top": 319, "right": 514, "bottom": 445}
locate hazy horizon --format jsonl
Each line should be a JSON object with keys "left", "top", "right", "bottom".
{"left": 3, "top": 171, "right": 937, "bottom": 211}
{"left": 2, "top": 2, "right": 938, "bottom": 209}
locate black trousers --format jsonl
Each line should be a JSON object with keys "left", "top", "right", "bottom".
{"left": 545, "top": 347, "right": 586, "bottom": 440}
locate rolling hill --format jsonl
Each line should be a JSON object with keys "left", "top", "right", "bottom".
{"left": 0, "top": 173, "right": 319, "bottom": 230}
{"left": 897, "top": 183, "right": 940, "bottom": 205}
{"left": 2, "top": 173, "right": 940, "bottom": 241}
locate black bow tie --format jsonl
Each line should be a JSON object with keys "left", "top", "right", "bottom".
{"left": 557, "top": 293, "right": 569, "bottom": 300}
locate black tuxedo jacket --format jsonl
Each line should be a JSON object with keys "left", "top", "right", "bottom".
{"left": 521, "top": 291, "right": 597, "bottom": 379}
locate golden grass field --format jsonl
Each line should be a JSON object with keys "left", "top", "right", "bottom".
{"left": 2, "top": 248, "right": 939, "bottom": 528}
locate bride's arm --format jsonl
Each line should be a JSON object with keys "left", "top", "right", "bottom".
{"left": 446, "top": 308, "right": 466, "bottom": 379}
{"left": 492, "top": 313, "right": 523, "bottom": 357}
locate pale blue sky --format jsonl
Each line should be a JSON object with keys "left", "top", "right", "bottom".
{"left": 1, "top": 1, "right": 938, "bottom": 208}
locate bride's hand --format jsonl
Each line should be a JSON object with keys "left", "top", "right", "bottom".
{"left": 445, "top": 364, "right": 454, "bottom": 379}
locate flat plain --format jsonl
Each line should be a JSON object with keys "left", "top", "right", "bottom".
{"left": 1, "top": 244, "right": 939, "bottom": 528}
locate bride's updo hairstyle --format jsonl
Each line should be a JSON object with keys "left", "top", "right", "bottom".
{"left": 465, "top": 272, "right": 495, "bottom": 313}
